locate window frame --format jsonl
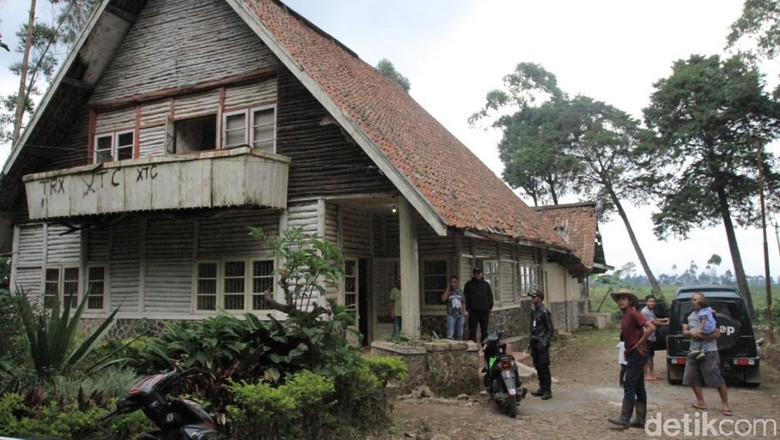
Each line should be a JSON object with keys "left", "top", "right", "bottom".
{"left": 85, "top": 264, "right": 108, "bottom": 312}
{"left": 93, "top": 129, "right": 135, "bottom": 163}
{"left": 420, "top": 256, "right": 449, "bottom": 309}
{"left": 193, "top": 258, "right": 276, "bottom": 313}
{"left": 42, "top": 265, "right": 80, "bottom": 309}
{"left": 221, "top": 105, "right": 277, "bottom": 153}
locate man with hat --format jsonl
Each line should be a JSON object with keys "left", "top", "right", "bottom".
{"left": 528, "top": 289, "right": 554, "bottom": 400}
{"left": 464, "top": 266, "right": 494, "bottom": 344}
{"left": 608, "top": 288, "right": 656, "bottom": 429}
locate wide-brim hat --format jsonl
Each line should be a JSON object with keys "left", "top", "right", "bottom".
{"left": 610, "top": 288, "right": 638, "bottom": 304}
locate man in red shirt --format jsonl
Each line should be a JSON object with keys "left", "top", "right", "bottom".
{"left": 608, "top": 289, "right": 656, "bottom": 429}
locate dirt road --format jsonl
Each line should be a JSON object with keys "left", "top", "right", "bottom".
{"left": 379, "top": 328, "right": 780, "bottom": 439}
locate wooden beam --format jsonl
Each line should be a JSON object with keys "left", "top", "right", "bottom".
{"left": 105, "top": 5, "right": 138, "bottom": 25}
{"left": 90, "top": 68, "right": 278, "bottom": 111}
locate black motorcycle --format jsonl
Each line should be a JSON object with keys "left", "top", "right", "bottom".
{"left": 101, "top": 370, "right": 217, "bottom": 440}
{"left": 482, "top": 331, "right": 526, "bottom": 418}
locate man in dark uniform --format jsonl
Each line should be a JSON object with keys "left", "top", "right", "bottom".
{"left": 464, "top": 266, "right": 493, "bottom": 344}
{"left": 528, "top": 290, "right": 553, "bottom": 400}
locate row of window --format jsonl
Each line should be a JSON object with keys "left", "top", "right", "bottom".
{"left": 41, "top": 257, "right": 540, "bottom": 312}
{"left": 93, "top": 106, "right": 276, "bottom": 163}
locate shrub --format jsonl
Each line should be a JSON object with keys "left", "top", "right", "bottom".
{"left": 0, "top": 288, "right": 27, "bottom": 371}
{"left": 0, "top": 392, "right": 152, "bottom": 439}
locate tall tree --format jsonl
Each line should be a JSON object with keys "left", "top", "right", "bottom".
{"left": 375, "top": 58, "right": 410, "bottom": 92}
{"left": 727, "top": 0, "right": 780, "bottom": 59}
{"left": 470, "top": 62, "right": 663, "bottom": 294}
{"left": 12, "top": 0, "right": 39, "bottom": 145}
{"left": 643, "top": 54, "right": 780, "bottom": 315}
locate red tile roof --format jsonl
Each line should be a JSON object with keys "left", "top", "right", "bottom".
{"left": 243, "top": 0, "right": 568, "bottom": 248}
{"left": 534, "top": 202, "right": 601, "bottom": 269}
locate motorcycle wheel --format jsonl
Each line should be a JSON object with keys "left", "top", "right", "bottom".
{"left": 507, "top": 398, "right": 517, "bottom": 418}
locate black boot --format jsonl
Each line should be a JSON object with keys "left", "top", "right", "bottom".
{"left": 630, "top": 402, "right": 647, "bottom": 428}
{"left": 530, "top": 388, "right": 544, "bottom": 397}
{"left": 607, "top": 399, "right": 634, "bottom": 429}
{"left": 541, "top": 391, "right": 552, "bottom": 400}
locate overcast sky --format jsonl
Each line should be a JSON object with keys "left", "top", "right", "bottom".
{"left": 0, "top": 0, "right": 778, "bottom": 278}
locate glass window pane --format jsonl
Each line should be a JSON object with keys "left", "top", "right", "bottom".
{"left": 224, "top": 261, "right": 245, "bottom": 277}
{"left": 46, "top": 268, "right": 60, "bottom": 282}
{"left": 253, "top": 278, "right": 273, "bottom": 294}
{"left": 225, "top": 114, "right": 246, "bottom": 131}
{"left": 198, "top": 263, "right": 217, "bottom": 279}
{"left": 224, "top": 278, "right": 244, "bottom": 294}
{"left": 44, "top": 283, "right": 58, "bottom": 296}
{"left": 96, "top": 136, "right": 112, "bottom": 150}
{"left": 197, "top": 296, "right": 216, "bottom": 311}
{"left": 197, "top": 279, "right": 217, "bottom": 294}
{"left": 117, "top": 145, "right": 133, "bottom": 160}
{"left": 252, "top": 109, "right": 274, "bottom": 126}
{"left": 224, "top": 295, "right": 244, "bottom": 310}
{"left": 64, "top": 267, "right": 80, "bottom": 281}
{"left": 117, "top": 132, "right": 133, "bottom": 147}
{"left": 88, "top": 267, "right": 105, "bottom": 279}
{"left": 253, "top": 261, "right": 273, "bottom": 277}
{"left": 252, "top": 294, "right": 268, "bottom": 310}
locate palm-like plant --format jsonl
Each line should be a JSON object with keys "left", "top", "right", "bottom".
{"left": 14, "top": 284, "right": 119, "bottom": 379}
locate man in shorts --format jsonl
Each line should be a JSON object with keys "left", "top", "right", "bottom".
{"left": 640, "top": 295, "right": 668, "bottom": 381}
{"left": 682, "top": 292, "right": 732, "bottom": 416}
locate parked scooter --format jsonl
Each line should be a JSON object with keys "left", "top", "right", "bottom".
{"left": 101, "top": 370, "right": 217, "bottom": 440}
{"left": 482, "top": 331, "right": 526, "bottom": 418}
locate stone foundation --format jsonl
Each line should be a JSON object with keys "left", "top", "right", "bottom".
{"left": 370, "top": 339, "right": 482, "bottom": 397}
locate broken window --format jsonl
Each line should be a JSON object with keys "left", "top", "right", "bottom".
{"left": 93, "top": 130, "right": 134, "bottom": 163}
{"left": 174, "top": 115, "right": 217, "bottom": 153}
{"left": 223, "top": 106, "right": 276, "bottom": 153}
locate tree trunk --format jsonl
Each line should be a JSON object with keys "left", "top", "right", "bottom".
{"left": 12, "top": 0, "right": 37, "bottom": 145}
{"left": 607, "top": 184, "right": 662, "bottom": 296}
{"left": 714, "top": 181, "right": 755, "bottom": 316}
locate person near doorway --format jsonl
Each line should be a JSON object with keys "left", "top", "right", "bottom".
{"left": 528, "top": 289, "right": 553, "bottom": 400}
{"left": 390, "top": 277, "right": 401, "bottom": 337}
{"left": 640, "top": 295, "right": 668, "bottom": 381}
{"left": 441, "top": 275, "right": 466, "bottom": 339}
{"left": 464, "top": 266, "right": 493, "bottom": 343}
{"left": 682, "top": 291, "right": 731, "bottom": 416}
{"left": 608, "top": 288, "right": 655, "bottom": 429}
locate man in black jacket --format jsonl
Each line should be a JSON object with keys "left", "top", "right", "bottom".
{"left": 464, "top": 267, "right": 493, "bottom": 344}
{"left": 528, "top": 290, "right": 553, "bottom": 400}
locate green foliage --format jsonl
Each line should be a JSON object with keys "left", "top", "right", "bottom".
{"left": 0, "top": 257, "right": 9, "bottom": 290}
{"left": 728, "top": 0, "right": 780, "bottom": 60}
{"left": 0, "top": 392, "right": 151, "bottom": 440}
{"left": 375, "top": 58, "right": 411, "bottom": 92}
{"left": 0, "top": 288, "right": 27, "bottom": 370}
{"left": 14, "top": 287, "right": 119, "bottom": 379}
{"left": 364, "top": 356, "right": 408, "bottom": 387}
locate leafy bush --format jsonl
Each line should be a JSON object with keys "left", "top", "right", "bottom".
{"left": 0, "top": 392, "right": 152, "bottom": 439}
{"left": 0, "top": 288, "right": 27, "bottom": 372}
{"left": 228, "top": 370, "right": 336, "bottom": 440}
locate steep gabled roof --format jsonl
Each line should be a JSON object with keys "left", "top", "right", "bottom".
{"left": 228, "top": 0, "right": 567, "bottom": 248}
{"left": 534, "top": 202, "right": 610, "bottom": 272}
{"left": 1, "top": 0, "right": 570, "bottom": 253}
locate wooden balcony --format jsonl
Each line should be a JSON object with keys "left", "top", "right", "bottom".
{"left": 24, "top": 147, "right": 289, "bottom": 220}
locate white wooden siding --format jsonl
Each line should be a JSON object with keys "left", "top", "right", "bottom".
{"left": 87, "top": 228, "right": 109, "bottom": 261}
{"left": 95, "top": 107, "right": 135, "bottom": 133}
{"left": 144, "top": 218, "right": 194, "bottom": 314}
{"left": 139, "top": 126, "right": 166, "bottom": 157}
{"left": 174, "top": 90, "right": 220, "bottom": 120}
{"left": 46, "top": 225, "right": 81, "bottom": 264}
{"left": 110, "top": 261, "right": 140, "bottom": 311}
{"left": 286, "top": 201, "right": 319, "bottom": 235}
{"left": 140, "top": 100, "right": 170, "bottom": 127}
{"left": 15, "top": 267, "right": 42, "bottom": 296}
{"left": 224, "top": 80, "right": 277, "bottom": 110}
{"left": 112, "top": 219, "right": 141, "bottom": 260}
{"left": 17, "top": 224, "right": 44, "bottom": 266}
{"left": 197, "top": 210, "right": 278, "bottom": 258}
{"left": 324, "top": 203, "right": 338, "bottom": 244}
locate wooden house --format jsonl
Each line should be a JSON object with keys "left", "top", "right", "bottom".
{"left": 0, "top": 0, "right": 600, "bottom": 342}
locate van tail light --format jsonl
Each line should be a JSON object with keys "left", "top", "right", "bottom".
{"left": 671, "top": 357, "right": 687, "bottom": 365}
{"left": 501, "top": 360, "right": 514, "bottom": 370}
{"left": 734, "top": 358, "right": 755, "bottom": 366}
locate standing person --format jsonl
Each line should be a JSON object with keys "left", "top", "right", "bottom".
{"left": 441, "top": 275, "right": 466, "bottom": 339}
{"left": 608, "top": 289, "right": 656, "bottom": 429}
{"left": 682, "top": 292, "right": 732, "bottom": 416}
{"left": 390, "top": 277, "right": 401, "bottom": 337}
{"left": 640, "top": 295, "right": 669, "bottom": 381}
{"left": 527, "top": 290, "right": 553, "bottom": 400}
{"left": 464, "top": 267, "right": 494, "bottom": 343}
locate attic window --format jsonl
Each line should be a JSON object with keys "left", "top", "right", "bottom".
{"left": 223, "top": 105, "right": 276, "bottom": 153}
{"left": 174, "top": 115, "right": 217, "bottom": 153}
{"left": 94, "top": 130, "right": 134, "bottom": 163}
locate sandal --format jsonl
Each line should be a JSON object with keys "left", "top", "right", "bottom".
{"left": 645, "top": 375, "right": 661, "bottom": 381}
{"left": 691, "top": 402, "right": 707, "bottom": 410}
{"left": 722, "top": 409, "right": 733, "bottom": 417}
